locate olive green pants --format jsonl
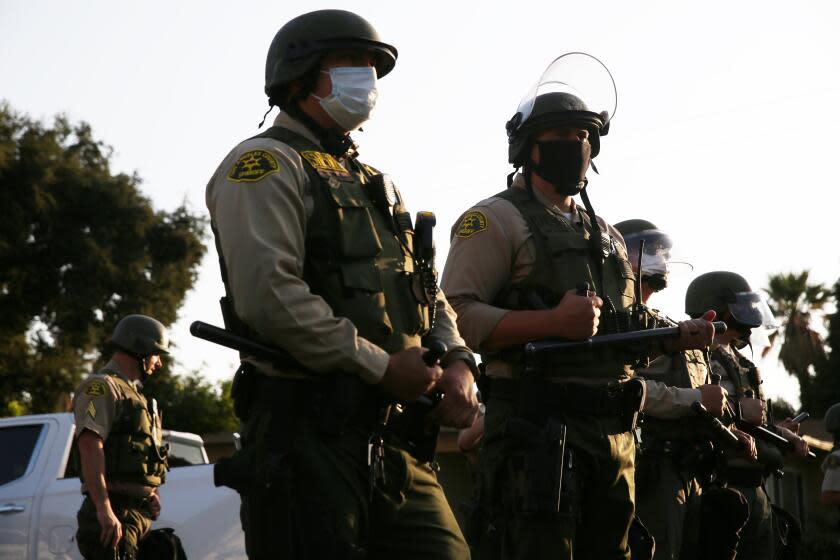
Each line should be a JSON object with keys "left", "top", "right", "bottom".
{"left": 473, "top": 396, "right": 635, "bottom": 560}
{"left": 76, "top": 494, "right": 152, "bottom": 560}
{"left": 732, "top": 485, "right": 774, "bottom": 560}
{"left": 239, "top": 405, "right": 469, "bottom": 560}
{"left": 635, "top": 453, "right": 702, "bottom": 560}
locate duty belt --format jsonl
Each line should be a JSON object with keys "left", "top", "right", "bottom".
{"left": 641, "top": 438, "right": 693, "bottom": 457}
{"left": 251, "top": 374, "right": 387, "bottom": 426}
{"left": 250, "top": 373, "right": 436, "bottom": 460}
{"left": 480, "top": 376, "right": 629, "bottom": 418}
{"left": 723, "top": 467, "right": 764, "bottom": 488}
{"left": 82, "top": 481, "right": 156, "bottom": 499}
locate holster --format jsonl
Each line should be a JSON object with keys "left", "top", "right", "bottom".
{"left": 230, "top": 362, "right": 256, "bottom": 421}
{"left": 628, "top": 515, "right": 655, "bottom": 560}
{"left": 698, "top": 486, "right": 749, "bottom": 560}
{"left": 772, "top": 504, "right": 802, "bottom": 560}
{"left": 503, "top": 416, "right": 569, "bottom": 514}
{"left": 620, "top": 377, "right": 646, "bottom": 432}
{"left": 216, "top": 374, "right": 320, "bottom": 495}
{"left": 387, "top": 395, "right": 441, "bottom": 463}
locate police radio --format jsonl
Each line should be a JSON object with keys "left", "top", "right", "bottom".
{"left": 414, "top": 211, "right": 439, "bottom": 330}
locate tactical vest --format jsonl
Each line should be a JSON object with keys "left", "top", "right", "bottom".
{"left": 98, "top": 371, "right": 167, "bottom": 486}
{"left": 489, "top": 187, "right": 636, "bottom": 380}
{"left": 253, "top": 127, "right": 430, "bottom": 355}
{"left": 711, "top": 345, "right": 763, "bottom": 400}
{"left": 712, "top": 346, "right": 783, "bottom": 473}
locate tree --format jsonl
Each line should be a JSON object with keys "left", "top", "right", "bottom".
{"left": 0, "top": 102, "right": 206, "bottom": 415}
{"left": 807, "top": 279, "right": 840, "bottom": 416}
{"left": 144, "top": 369, "right": 238, "bottom": 434}
{"left": 764, "top": 271, "right": 829, "bottom": 408}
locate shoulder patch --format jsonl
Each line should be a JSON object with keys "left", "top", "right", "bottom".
{"left": 86, "top": 401, "right": 97, "bottom": 419}
{"left": 456, "top": 211, "right": 488, "bottom": 238}
{"left": 84, "top": 380, "right": 107, "bottom": 397}
{"left": 228, "top": 150, "right": 280, "bottom": 183}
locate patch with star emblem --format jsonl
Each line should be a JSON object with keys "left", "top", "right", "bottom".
{"left": 455, "top": 211, "right": 488, "bottom": 238}
{"left": 228, "top": 150, "right": 280, "bottom": 183}
{"left": 84, "top": 380, "right": 107, "bottom": 397}
{"left": 86, "top": 401, "right": 97, "bottom": 419}
{"left": 300, "top": 150, "right": 351, "bottom": 179}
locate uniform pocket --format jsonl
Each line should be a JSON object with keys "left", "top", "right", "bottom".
{"left": 339, "top": 261, "right": 393, "bottom": 342}
{"left": 329, "top": 184, "right": 382, "bottom": 258}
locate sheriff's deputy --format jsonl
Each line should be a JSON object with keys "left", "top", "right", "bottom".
{"left": 74, "top": 314, "right": 170, "bottom": 560}
{"left": 206, "top": 9, "right": 478, "bottom": 559}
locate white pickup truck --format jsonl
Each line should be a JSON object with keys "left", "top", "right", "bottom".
{"left": 0, "top": 413, "right": 246, "bottom": 559}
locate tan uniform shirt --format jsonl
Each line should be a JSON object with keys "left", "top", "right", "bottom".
{"left": 207, "top": 112, "right": 465, "bottom": 384}
{"left": 442, "top": 176, "right": 633, "bottom": 384}
{"left": 639, "top": 355, "right": 704, "bottom": 420}
{"left": 72, "top": 359, "right": 134, "bottom": 441}
{"left": 73, "top": 360, "right": 159, "bottom": 497}
{"left": 822, "top": 449, "right": 840, "bottom": 492}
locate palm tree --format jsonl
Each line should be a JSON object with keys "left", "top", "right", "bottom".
{"left": 764, "top": 271, "right": 830, "bottom": 403}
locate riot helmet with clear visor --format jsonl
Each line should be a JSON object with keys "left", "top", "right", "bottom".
{"left": 614, "top": 219, "right": 693, "bottom": 293}
{"left": 685, "top": 271, "right": 779, "bottom": 337}
{"left": 726, "top": 292, "right": 779, "bottom": 330}
{"left": 507, "top": 52, "right": 617, "bottom": 167}
{"left": 624, "top": 229, "right": 673, "bottom": 276}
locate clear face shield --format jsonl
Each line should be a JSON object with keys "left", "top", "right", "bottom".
{"left": 509, "top": 52, "right": 618, "bottom": 137}
{"left": 622, "top": 229, "right": 694, "bottom": 278}
{"left": 727, "top": 292, "right": 779, "bottom": 330}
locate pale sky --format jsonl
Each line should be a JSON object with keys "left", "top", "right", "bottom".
{"left": 3, "top": 0, "right": 839, "bottom": 408}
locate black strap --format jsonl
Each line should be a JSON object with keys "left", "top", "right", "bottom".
{"left": 713, "top": 346, "right": 745, "bottom": 399}
{"left": 578, "top": 185, "right": 608, "bottom": 299}
{"left": 482, "top": 377, "right": 626, "bottom": 418}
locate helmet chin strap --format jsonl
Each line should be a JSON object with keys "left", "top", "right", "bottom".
{"left": 137, "top": 356, "right": 151, "bottom": 383}
{"left": 257, "top": 104, "right": 274, "bottom": 128}
{"left": 644, "top": 274, "right": 668, "bottom": 292}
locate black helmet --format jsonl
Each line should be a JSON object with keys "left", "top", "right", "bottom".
{"left": 826, "top": 402, "right": 840, "bottom": 434}
{"left": 685, "top": 271, "right": 778, "bottom": 330}
{"left": 109, "top": 314, "right": 170, "bottom": 358}
{"left": 265, "top": 10, "right": 397, "bottom": 98}
{"left": 614, "top": 219, "right": 658, "bottom": 237}
{"left": 507, "top": 53, "right": 616, "bottom": 167}
{"left": 613, "top": 219, "right": 688, "bottom": 280}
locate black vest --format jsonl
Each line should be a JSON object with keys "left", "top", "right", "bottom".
{"left": 254, "top": 126, "right": 431, "bottom": 354}
{"left": 489, "top": 187, "right": 636, "bottom": 380}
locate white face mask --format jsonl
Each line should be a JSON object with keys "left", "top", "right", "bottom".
{"left": 312, "top": 66, "right": 378, "bottom": 131}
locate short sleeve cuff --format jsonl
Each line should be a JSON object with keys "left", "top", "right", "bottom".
{"left": 75, "top": 421, "right": 107, "bottom": 441}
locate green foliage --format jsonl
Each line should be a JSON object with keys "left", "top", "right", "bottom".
{"left": 765, "top": 271, "right": 830, "bottom": 318}
{"left": 0, "top": 102, "right": 206, "bottom": 414}
{"left": 144, "top": 369, "right": 238, "bottom": 434}
{"left": 807, "top": 279, "right": 840, "bottom": 416}
{"left": 764, "top": 270, "right": 829, "bottom": 406}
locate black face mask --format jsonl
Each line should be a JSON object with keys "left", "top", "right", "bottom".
{"left": 528, "top": 139, "right": 591, "bottom": 196}
{"left": 644, "top": 274, "right": 668, "bottom": 292}
{"left": 726, "top": 317, "right": 753, "bottom": 349}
